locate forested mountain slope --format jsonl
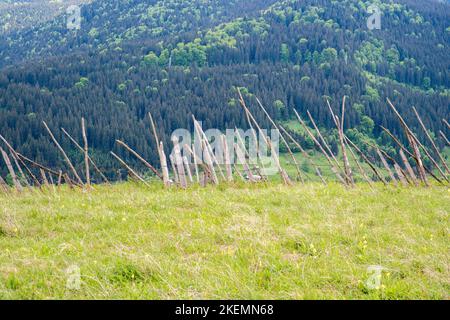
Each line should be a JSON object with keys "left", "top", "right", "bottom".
{"left": 0, "top": 0, "right": 277, "bottom": 67}
{"left": 0, "top": 0, "right": 90, "bottom": 35}
{"left": 0, "top": 0, "right": 448, "bottom": 179}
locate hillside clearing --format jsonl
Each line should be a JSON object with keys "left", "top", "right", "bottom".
{"left": 0, "top": 183, "right": 448, "bottom": 299}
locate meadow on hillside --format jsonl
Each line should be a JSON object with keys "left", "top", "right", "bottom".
{"left": 0, "top": 182, "right": 448, "bottom": 299}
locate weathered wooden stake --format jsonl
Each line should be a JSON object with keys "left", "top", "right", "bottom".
{"left": 255, "top": 97, "right": 304, "bottom": 183}
{"left": 148, "top": 112, "right": 171, "bottom": 187}
{"left": 221, "top": 135, "right": 233, "bottom": 182}
{"left": 440, "top": 131, "right": 450, "bottom": 146}
{"left": 169, "top": 154, "right": 179, "bottom": 186}
{"left": 0, "top": 134, "right": 40, "bottom": 187}
{"left": 380, "top": 126, "right": 444, "bottom": 183}
{"left": 193, "top": 117, "right": 225, "bottom": 181}
{"left": 237, "top": 89, "right": 290, "bottom": 185}
{"left": 0, "top": 147, "right": 22, "bottom": 191}
{"left": 393, "top": 164, "right": 408, "bottom": 186}
{"left": 338, "top": 97, "right": 355, "bottom": 186}
{"left": 81, "top": 118, "right": 91, "bottom": 189}
{"left": 60, "top": 128, "right": 109, "bottom": 184}
{"left": 234, "top": 142, "right": 255, "bottom": 182}
{"left": 376, "top": 148, "right": 397, "bottom": 186}
{"left": 40, "top": 169, "right": 50, "bottom": 187}
{"left": 326, "top": 98, "right": 354, "bottom": 185}
{"left": 183, "top": 156, "right": 193, "bottom": 184}
{"left": 116, "top": 140, "right": 162, "bottom": 180}
{"left": 279, "top": 125, "right": 326, "bottom": 184}
{"left": 63, "top": 173, "right": 74, "bottom": 189}
{"left": 386, "top": 100, "right": 428, "bottom": 185}
{"left": 413, "top": 107, "right": 449, "bottom": 174}
{"left": 10, "top": 152, "right": 30, "bottom": 188}
{"left": 294, "top": 109, "right": 347, "bottom": 186}
{"left": 408, "top": 132, "right": 429, "bottom": 186}
{"left": 43, "top": 121, "right": 83, "bottom": 186}
{"left": 399, "top": 149, "right": 418, "bottom": 186}
{"left": 443, "top": 119, "right": 450, "bottom": 131}
{"left": 201, "top": 140, "right": 218, "bottom": 185}
{"left": 0, "top": 175, "right": 9, "bottom": 193}
{"left": 362, "top": 140, "right": 412, "bottom": 184}
{"left": 307, "top": 111, "right": 343, "bottom": 172}
{"left": 172, "top": 136, "right": 187, "bottom": 189}
{"left": 345, "top": 137, "right": 387, "bottom": 185}
{"left": 244, "top": 110, "right": 268, "bottom": 181}
{"left": 346, "top": 140, "right": 374, "bottom": 188}
{"left": 110, "top": 151, "right": 150, "bottom": 187}
{"left": 185, "top": 144, "right": 200, "bottom": 184}
{"left": 57, "top": 170, "right": 63, "bottom": 186}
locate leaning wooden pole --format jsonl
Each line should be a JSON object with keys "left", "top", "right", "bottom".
{"left": 81, "top": 118, "right": 91, "bottom": 189}
{"left": 185, "top": 144, "right": 200, "bottom": 184}
{"left": 255, "top": 97, "right": 305, "bottom": 183}
{"left": 116, "top": 140, "right": 162, "bottom": 180}
{"left": 169, "top": 154, "right": 179, "bottom": 186}
{"left": 386, "top": 100, "right": 427, "bottom": 185}
{"left": 235, "top": 130, "right": 256, "bottom": 182}
{"left": 40, "top": 169, "right": 50, "bottom": 188}
{"left": 43, "top": 121, "right": 83, "bottom": 186}
{"left": 345, "top": 136, "right": 387, "bottom": 185}
{"left": 294, "top": 109, "right": 347, "bottom": 186}
{"left": 0, "top": 146, "right": 22, "bottom": 191}
{"left": 306, "top": 110, "right": 343, "bottom": 172}
{"left": 0, "top": 176, "right": 9, "bottom": 193}
{"left": 399, "top": 149, "right": 418, "bottom": 186}
{"left": 335, "top": 116, "right": 355, "bottom": 186}
{"left": 221, "top": 135, "right": 233, "bottom": 182}
{"left": 345, "top": 139, "right": 374, "bottom": 188}
{"left": 325, "top": 99, "right": 355, "bottom": 182}
{"left": 376, "top": 147, "right": 398, "bottom": 186}
{"left": 440, "top": 131, "right": 450, "bottom": 146}
{"left": 279, "top": 125, "right": 326, "bottom": 184}
{"left": 148, "top": 112, "right": 170, "bottom": 187}
{"left": 61, "top": 128, "right": 110, "bottom": 184}
{"left": 237, "top": 89, "right": 290, "bottom": 185}
{"left": 393, "top": 164, "right": 409, "bottom": 186}
{"left": 16, "top": 153, "right": 58, "bottom": 177}
{"left": 408, "top": 132, "right": 448, "bottom": 182}
{"left": 10, "top": 152, "right": 30, "bottom": 188}
{"left": 192, "top": 117, "right": 226, "bottom": 181}
{"left": 380, "top": 126, "right": 444, "bottom": 184}
{"left": 361, "top": 140, "right": 413, "bottom": 185}
{"left": 443, "top": 119, "right": 450, "bottom": 131}
{"left": 413, "top": 107, "right": 449, "bottom": 174}
{"left": 183, "top": 156, "right": 193, "bottom": 184}
{"left": 110, "top": 151, "right": 150, "bottom": 187}
{"left": 0, "top": 134, "right": 41, "bottom": 187}
{"left": 201, "top": 139, "right": 218, "bottom": 185}
{"left": 338, "top": 96, "right": 354, "bottom": 185}
{"left": 408, "top": 131, "right": 430, "bottom": 186}
{"left": 172, "top": 136, "right": 187, "bottom": 189}
{"left": 159, "top": 142, "right": 170, "bottom": 187}
{"left": 244, "top": 110, "right": 269, "bottom": 181}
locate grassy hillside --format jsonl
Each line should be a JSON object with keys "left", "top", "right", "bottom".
{"left": 0, "top": 182, "right": 448, "bottom": 299}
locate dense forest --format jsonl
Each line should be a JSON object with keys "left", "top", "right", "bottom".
{"left": 0, "top": 0, "right": 449, "bottom": 180}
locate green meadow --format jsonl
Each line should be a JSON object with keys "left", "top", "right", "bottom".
{"left": 0, "top": 182, "right": 448, "bottom": 299}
